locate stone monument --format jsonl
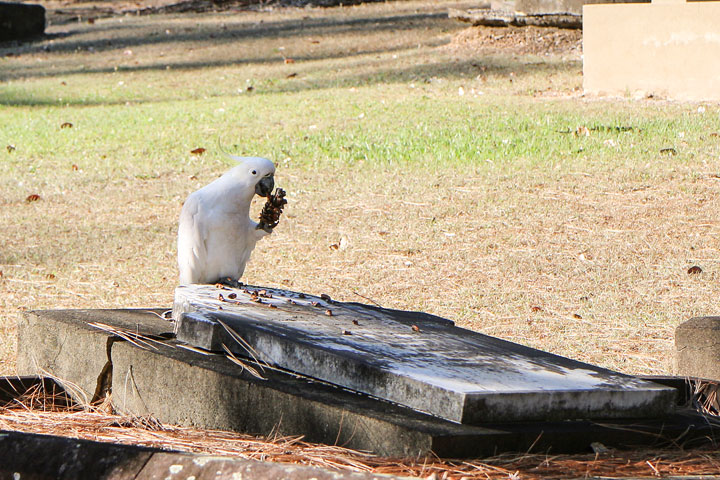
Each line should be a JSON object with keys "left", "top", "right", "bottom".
{"left": 583, "top": 0, "right": 720, "bottom": 101}
{"left": 0, "top": 2, "right": 45, "bottom": 41}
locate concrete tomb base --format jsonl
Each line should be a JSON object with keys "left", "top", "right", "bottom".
{"left": 16, "top": 307, "right": 718, "bottom": 457}
{"left": 583, "top": 0, "right": 720, "bottom": 101}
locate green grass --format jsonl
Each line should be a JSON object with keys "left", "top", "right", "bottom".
{"left": 1, "top": 0, "right": 719, "bottom": 377}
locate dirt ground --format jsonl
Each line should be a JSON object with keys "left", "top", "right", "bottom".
{"left": 31, "top": 0, "right": 582, "bottom": 57}
{"left": 451, "top": 24, "right": 581, "bottom": 57}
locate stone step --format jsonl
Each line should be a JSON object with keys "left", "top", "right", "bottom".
{"left": 173, "top": 284, "right": 676, "bottom": 424}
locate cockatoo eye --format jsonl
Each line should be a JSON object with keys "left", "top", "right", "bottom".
{"left": 251, "top": 169, "right": 257, "bottom": 175}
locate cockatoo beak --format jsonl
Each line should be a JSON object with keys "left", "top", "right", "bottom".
{"left": 255, "top": 175, "right": 275, "bottom": 197}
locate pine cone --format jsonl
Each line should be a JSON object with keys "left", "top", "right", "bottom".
{"left": 259, "top": 188, "right": 287, "bottom": 230}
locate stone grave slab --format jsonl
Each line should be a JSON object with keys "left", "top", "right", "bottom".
{"left": 173, "top": 284, "right": 676, "bottom": 424}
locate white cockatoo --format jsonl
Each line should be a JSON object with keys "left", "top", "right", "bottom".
{"left": 177, "top": 156, "right": 277, "bottom": 285}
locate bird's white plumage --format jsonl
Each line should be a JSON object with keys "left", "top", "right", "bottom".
{"left": 177, "top": 156, "right": 275, "bottom": 284}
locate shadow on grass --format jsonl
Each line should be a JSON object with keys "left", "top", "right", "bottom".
{"left": 0, "top": 55, "right": 579, "bottom": 106}
{"left": 0, "top": 8, "right": 581, "bottom": 106}
{"left": 21, "top": 11, "right": 451, "bottom": 56}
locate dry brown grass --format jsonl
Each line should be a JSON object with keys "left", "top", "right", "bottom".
{"left": 259, "top": 166, "right": 720, "bottom": 376}
{"left": 3, "top": 165, "right": 717, "bottom": 378}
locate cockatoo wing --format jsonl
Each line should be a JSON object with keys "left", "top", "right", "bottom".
{"left": 177, "top": 193, "right": 208, "bottom": 285}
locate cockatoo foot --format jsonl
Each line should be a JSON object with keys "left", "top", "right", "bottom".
{"left": 217, "top": 277, "right": 245, "bottom": 289}
{"left": 256, "top": 221, "right": 274, "bottom": 234}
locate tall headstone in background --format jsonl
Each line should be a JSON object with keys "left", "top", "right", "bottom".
{"left": 583, "top": 0, "right": 720, "bottom": 101}
{"left": 0, "top": 2, "right": 45, "bottom": 41}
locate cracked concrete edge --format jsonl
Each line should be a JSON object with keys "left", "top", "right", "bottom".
{"left": 17, "top": 311, "right": 107, "bottom": 404}
{"left": 16, "top": 309, "right": 173, "bottom": 404}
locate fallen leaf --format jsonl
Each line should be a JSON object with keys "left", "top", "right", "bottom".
{"left": 310, "top": 40, "right": 320, "bottom": 44}
{"left": 688, "top": 265, "right": 703, "bottom": 275}
{"left": 284, "top": 58, "right": 295, "bottom": 64}
{"left": 246, "top": 85, "right": 254, "bottom": 92}
{"left": 660, "top": 147, "right": 677, "bottom": 156}
{"left": 325, "top": 309, "right": 333, "bottom": 316}
{"left": 329, "top": 243, "right": 339, "bottom": 250}
{"left": 286, "top": 72, "right": 297, "bottom": 78}
{"left": 531, "top": 306, "right": 543, "bottom": 313}
{"left": 6, "top": 145, "right": 15, "bottom": 153}
{"left": 573, "top": 313, "right": 582, "bottom": 319}
{"left": 710, "top": 132, "right": 719, "bottom": 138}
{"left": 188, "top": 175, "right": 198, "bottom": 180}
{"left": 71, "top": 164, "right": 79, "bottom": 171}
{"left": 352, "top": 319, "right": 359, "bottom": 325}
{"left": 25, "top": 194, "right": 41, "bottom": 202}
{"left": 342, "top": 330, "right": 351, "bottom": 335}
{"left": 88, "top": 17, "right": 95, "bottom": 24}
{"left": 46, "top": 273, "right": 56, "bottom": 280}
{"left": 411, "top": 325, "right": 420, "bottom": 332}
{"left": 60, "top": 122, "right": 73, "bottom": 129}
{"left": 190, "top": 147, "right": 206, "bottom": 155}
{"left": 574, "top": 126, "right": 590, "bottom": 137}
{"left": 228, "top": 293, "right": 237, "bottom": 299}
